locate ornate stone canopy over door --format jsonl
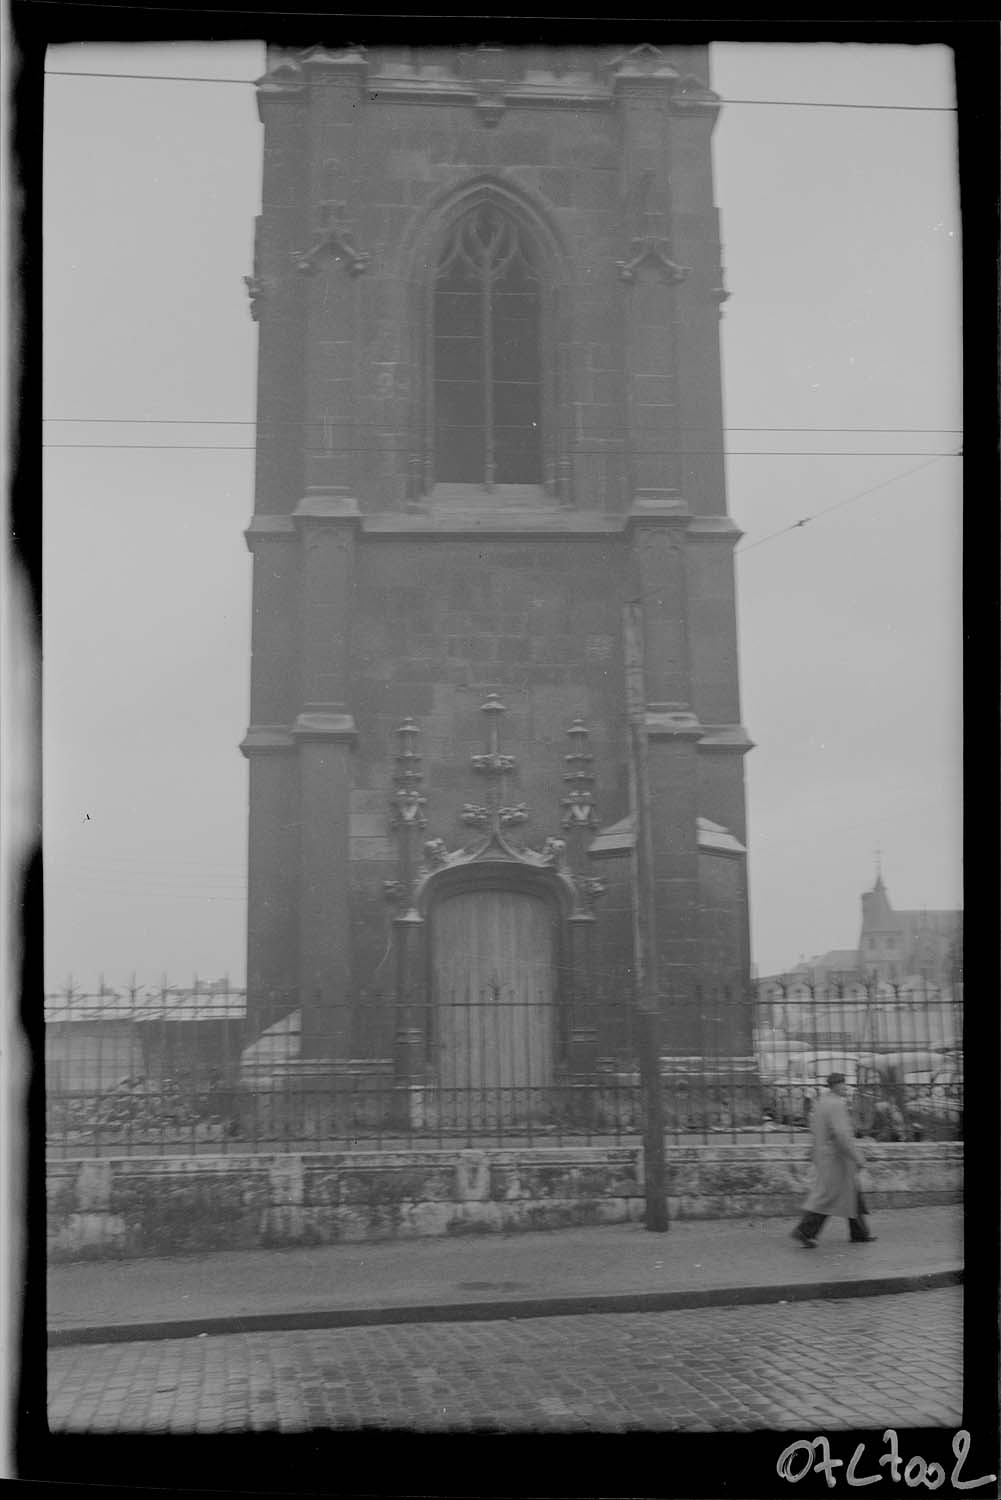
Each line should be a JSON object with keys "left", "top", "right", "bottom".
{"left": 385, "top": 695, "right": 604, "bottom": 1132}
{"left": 432, "top": 887, "right": 556, "bottom": 1127}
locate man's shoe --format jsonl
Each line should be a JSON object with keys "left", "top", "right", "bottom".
{"left": 791, "top": 1226, "right": 816, "bottom": 1249}
{"left": 850, "top": 1233, "right": 878, "bottom": 1243}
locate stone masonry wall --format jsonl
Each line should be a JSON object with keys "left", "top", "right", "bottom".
{"left": 48, "top": 1142, "right": 962, "bottom": 1261}
{"left": 347, "top": 535, "right": 635, "bottom": 998}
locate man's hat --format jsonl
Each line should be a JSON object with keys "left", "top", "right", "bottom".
{"left": 826, "top": 1072, "right": 846, "bottom": 1088}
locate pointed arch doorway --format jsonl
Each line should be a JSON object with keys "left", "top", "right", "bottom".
{"left": 431, "top": 885, "right": 557, "bottom": 1128}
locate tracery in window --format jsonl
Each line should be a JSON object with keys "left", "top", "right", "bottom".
{"left": 433, "top": 205, "right": 542, "bottom": 487}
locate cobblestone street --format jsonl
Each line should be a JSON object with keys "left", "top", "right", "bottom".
{"left": 48, "top": 1287, "right": 961, "bottom": 1434}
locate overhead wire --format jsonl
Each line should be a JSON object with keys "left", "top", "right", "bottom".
{"left": 43, "top": 443, "right": 962, "bottom": 456}
{"left": 43, "top": 418, "right": 963, "bottom": 434}
{"left": 40, "top": 57, "right": 958, "bottom": 112}
{"left": 41, "top": 68, "right": 958, "bottom": 111}
{"left": 37, "top": 37, "right": 961, "bottom": 974}
{"left": 40, "top": 443, "right": 960, "bottom": 546}
{"left": 39, "top": 70, "right": 961, "bottom": 536}
{"left": 735, "top": 451, "right": 958, "bottom": 557}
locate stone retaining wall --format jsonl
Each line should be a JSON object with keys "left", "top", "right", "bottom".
{"left": 47, "top": 1142, "right": 962, "bottom": 1261}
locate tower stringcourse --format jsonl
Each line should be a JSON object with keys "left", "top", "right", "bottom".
{"left": 240, "top": 43, "right": 755, "bottom": 1133}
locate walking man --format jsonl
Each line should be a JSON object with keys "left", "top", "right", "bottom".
{"left": 792, "top": 1072, "right": 877, "bottom": 1248}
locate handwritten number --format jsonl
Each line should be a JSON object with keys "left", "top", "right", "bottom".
{"left": 881, "top": 1430, "right": 903, "bottom": 1483}
{"left": 777, "top": 1440, "right": 816, "bottom": 1482}
{"left": 846, "top": 1443, "right": 881, "bottom": 1487}
{"left": 813, "top": 1437, "right": 846, "bottom": 1488}
{"left": 777, "top": 1431, "right": 994, "bottom": 1491}
{"left": 951, "top": 1431, "right": 997, "bottom": 1491}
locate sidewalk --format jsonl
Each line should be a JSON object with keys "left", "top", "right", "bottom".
{"left": 48, "top": 1204, "right": 962, "bottom": 1346}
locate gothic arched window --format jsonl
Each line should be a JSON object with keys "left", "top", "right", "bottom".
{"left": 433, "top": 205, "right": 542, "bottom": 487}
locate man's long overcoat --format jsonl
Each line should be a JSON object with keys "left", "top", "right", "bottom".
{"left": 802, "top": 1090, "right": 865, "bottom": 1217}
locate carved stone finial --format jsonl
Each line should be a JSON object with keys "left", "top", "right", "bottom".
{"left": 607, "top": 43, "right": 678, "bottom": 86}
{"left": 540, "top": 836, "right": 568, "bottom": 870}
{"left": 561, "top": 789, "right": 600, "bottom": 831}
{"left": 577, "top": 875, "right": 607, "bottom": 911}
{"left": 244, "top": 214, "right": 273, "bottom": 320}
{"left": 389, "top": 713, "right": 426, "bottom": 831}
{"left": 393, "top": 716, "right": 424, "bottom": 788}
{"left": 292, "top": 202, "right": 370, "bottom": 277}
{"left": 565, "top": 715, "right": 593, "bottom": 760}
{"left": 387, "top": 714, "right": 429, "bottom": 926}
{"left": 243, "top": 275, "right": 272, "bottom": 321}
{"left": 471, "top": 751, "right": 516, "bottom": 776}
{"left": 471, "top": 693, "right": 520, "bottom": 796}
{"left": 616, "top": 237, "right": 690, "bottom": 285}
{"left": 562, "top": 715, "right": 599, "bottom": 832}
{"left": 389, "top": 787, "right": 427, "bottom": 831}
{"left": 422, "top": 837, "right": 449, "bottom": 868}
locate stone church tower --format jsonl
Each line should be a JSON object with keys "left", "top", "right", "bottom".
{"left": 240, "top": 43, "right": 753, "bottom": 1113}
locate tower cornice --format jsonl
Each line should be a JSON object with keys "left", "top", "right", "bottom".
{"left": 292, "top": 709, "right": 358, "bottom": 743}
{"left": 292, "top": 494, "right": 362, "bottom": 527}
{"left": 244, "top": 515, "right": 297, "bottom": 552}
{"left": 696, "top": 725, "right": 755, "bottom": 755}
{"left": 645, "top": 707, "right": 704, "bottom": 740}
{"left": 299, "top": 45, "right": 369, "bottom": 85}
{"left": 240, "top": 725, "right": 296, "bottom": 755}
{"left": 255, "top": 58, "right": 306, "bottom": 122}
{"left": 263, "top": 47, "right": 720, "bottom": 119}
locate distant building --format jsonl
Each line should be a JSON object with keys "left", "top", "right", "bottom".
{"left": 44, "top": 986, "right": 246, "bottom": 1094}
{"left": 767, "top": 870, "right": 962, "bottom": 989}
{"left": 857, "top": 873, "right": 961, "bottom": 986}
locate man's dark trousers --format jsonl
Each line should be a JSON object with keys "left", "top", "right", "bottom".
{"left": 798, "top": 1191, "right": 873, "bottom": 1242}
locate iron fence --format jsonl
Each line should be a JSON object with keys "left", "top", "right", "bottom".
{"left": 44, "top": 974, "right": 963, "bottom": 1157}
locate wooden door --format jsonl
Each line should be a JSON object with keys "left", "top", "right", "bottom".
{"left": 432, "top": 889, "right": 555, "bottom": 1127}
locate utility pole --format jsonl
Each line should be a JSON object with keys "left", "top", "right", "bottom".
{"left": 622, "top": 601, "right": 669, "bottom": 1231}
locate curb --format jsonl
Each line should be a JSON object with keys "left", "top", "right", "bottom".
{"left": 48, "top": 1267, "right": 962, "bottom": 1348}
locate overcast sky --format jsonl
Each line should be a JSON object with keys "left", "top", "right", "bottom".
{"left": 40, "top": 42, "right": 961, "bottom": 990}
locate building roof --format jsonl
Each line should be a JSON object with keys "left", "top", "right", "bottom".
{"left": 770, "top": 873, "right": 962, "bottom": 981}
{"left": 587, "top": 814, "right": 635, "bottom": 859}
{"left": 588, "top": 814, "right": 745, "bottom": 860}
{"left": 44, "top": 991, "right": 246, "bottom": 1024}
{"left": 796, "top": 949, "right": 860, "bottom": 974}
{"left": 860, "top": 875, "right": 960, "bottom": 937}
{"left": 696, "top": 817, "right": 746, "bottom": 855}
{"left": 895, "top": 910, "right": 961, "bottom": 933}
